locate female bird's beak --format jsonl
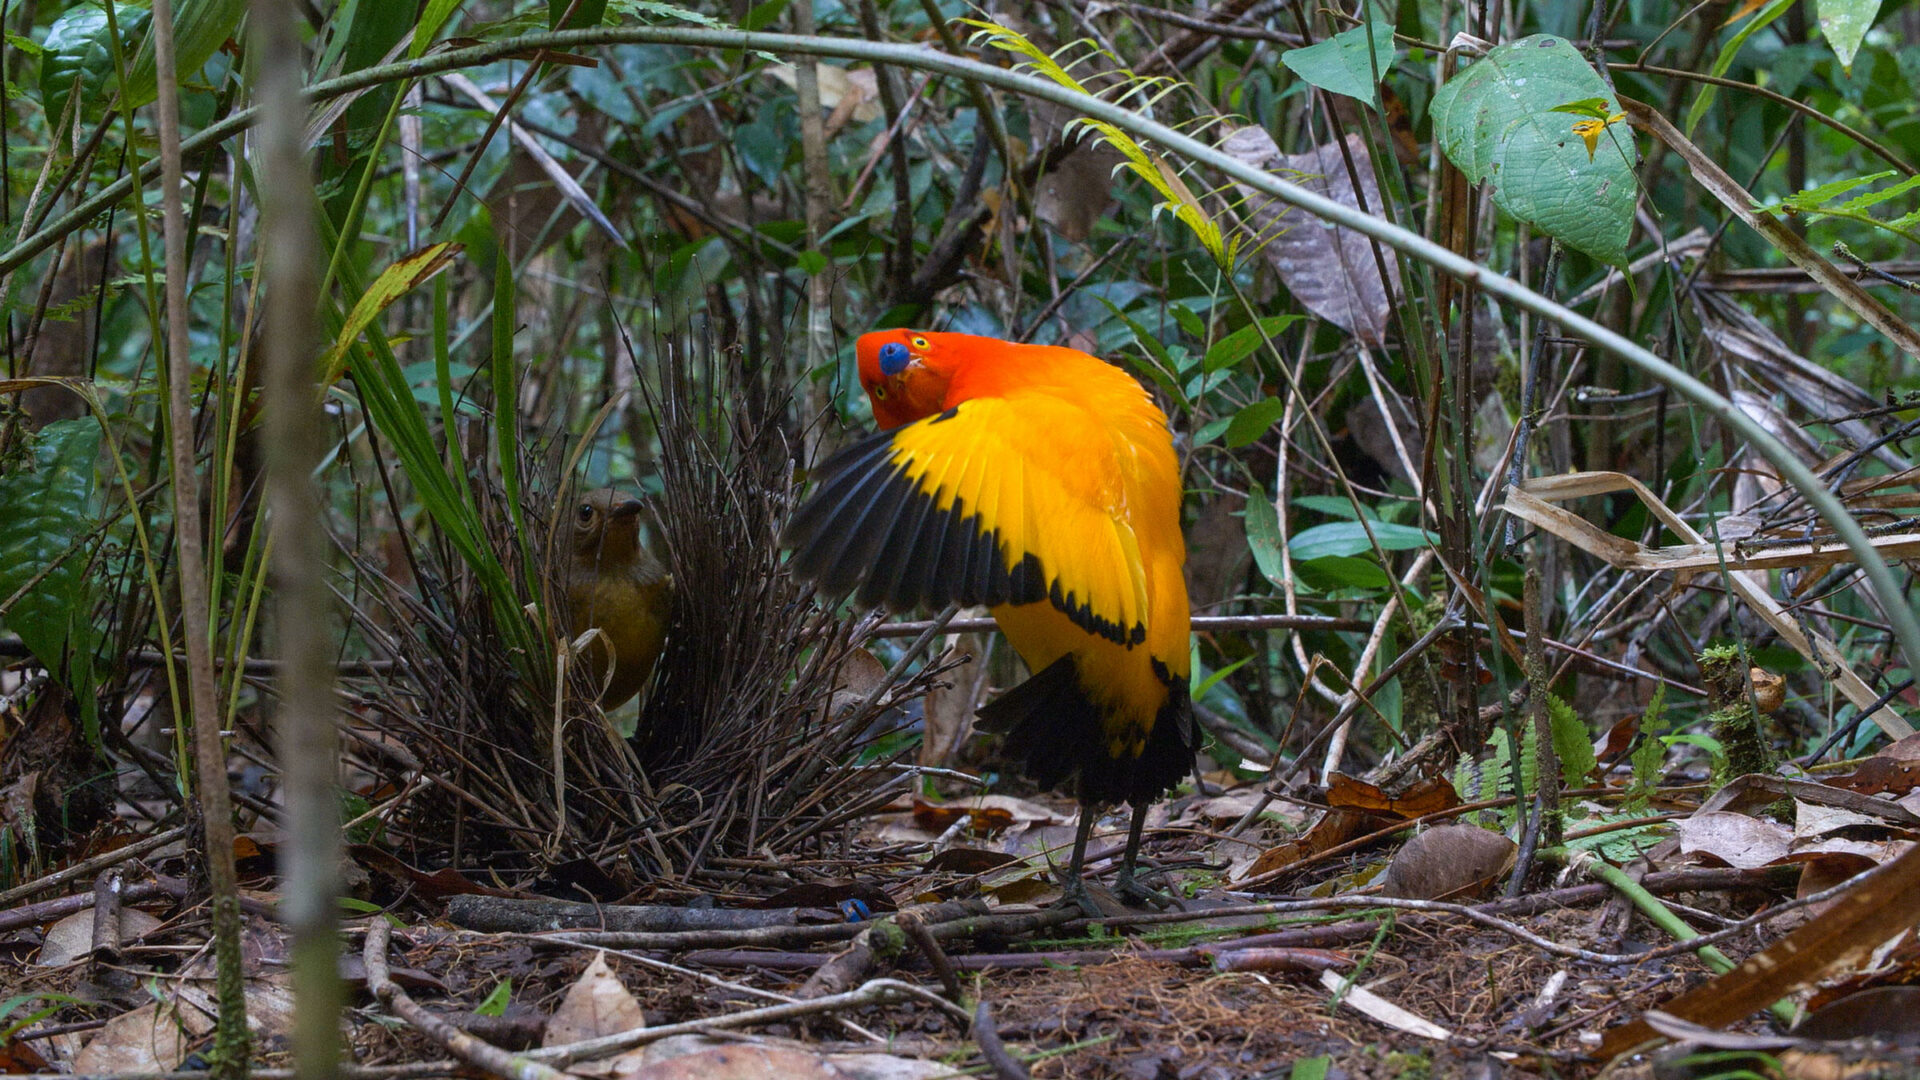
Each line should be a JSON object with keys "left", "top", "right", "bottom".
{"left": 609, "top": 498, "right": 644, "bottom": 519}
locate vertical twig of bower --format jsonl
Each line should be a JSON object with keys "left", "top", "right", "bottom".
{"left": 254, "top": 0, "right": 343, "bottom": 1075}
{"left": 148, "top": 0, "right": 250, "bottom": 1069}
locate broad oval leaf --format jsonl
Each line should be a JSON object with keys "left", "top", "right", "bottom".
{"left": 1430, "top": 34, "right": 1639, "bottom": 266}
{"left": 0, "top": 418, "right": 102, "bottom": 672}
{"left": 1289, "top": 520, "right": 1437, "bottom": 561}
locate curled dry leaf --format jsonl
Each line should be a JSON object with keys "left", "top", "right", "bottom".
{"left": 1219, "top": 128, "right": 1401, "bottom": 344}
{"left": 1379, "top": 824, "right": 1516, "bottom": 900}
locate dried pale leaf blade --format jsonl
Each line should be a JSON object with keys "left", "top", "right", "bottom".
{"left": 1221, "top": 128, "right": 1400, "bottom": 343}
{"left": 1431, "top": 35, "right": 1638, "bottom": 265}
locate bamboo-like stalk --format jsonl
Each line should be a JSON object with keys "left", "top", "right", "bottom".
{"left": 253, "top": 0, "right": 342, "bottom": 1077}
{"left": 147, "top": 0, "right": 250, "bottom": 1071}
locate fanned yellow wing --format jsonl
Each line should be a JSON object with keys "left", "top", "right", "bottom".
{"left": 786, "top": 392, "right": 1153, "bottom": 646}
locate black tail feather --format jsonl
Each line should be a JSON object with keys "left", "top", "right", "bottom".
{"left": 978, "top": 655, "right": 1194, "bottom": 806}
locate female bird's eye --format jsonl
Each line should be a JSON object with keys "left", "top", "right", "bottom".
{"left": 911, "top": 336, "right": 929, "bottom": 350}
{"left": 577, "top": 505, "right": 594, "bottom": 523}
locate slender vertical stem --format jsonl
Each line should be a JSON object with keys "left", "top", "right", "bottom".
{"left": 149, "top": 0, "right": 250, "bottom": 1070}
{"left": 254, "top": 0, "right": 341, "bottom": 1077}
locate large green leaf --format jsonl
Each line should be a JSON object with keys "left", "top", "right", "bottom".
{"left": 123, "top": 0, "right": 246, "bottom": 111}
{"left": 1818, "top": 0, "right": 1883, "bottom": 71}
{"left": 0, "top": 419, "right": 101, "bottom": 676}
{"left": 1430, "top": 34, "right": 1639, "bottom": 265}
{"left": 1279, "top": 17, "right": 1397, "bottom": 106}
{"left": 38, "top": 4, "right": 146, "bottom": 128}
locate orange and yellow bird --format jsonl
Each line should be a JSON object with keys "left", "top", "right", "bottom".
{"left": 785, "top": 329, "right": 1194, "bottom": 909}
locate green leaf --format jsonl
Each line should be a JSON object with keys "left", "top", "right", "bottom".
{"left": 1430, "top": 35, "right": 1639, "bottom": 265}
{"left": 1193, "top": 654, "right": 1255, "bottom": 699}
{"left": 1547, "top": 96, "right": 1613, "bottom": 119}
{"left": 1549, "top": 693, "right": 1597, "bottom": 788}
{"left": 1288, "top": 520, "right": 1436, "bottom": 560}
{"left": 1280, "top": 17, "right": 1397, "bottom": 106}
{"left": 38, "top": 4, "right": 146, "bottom": 128}
{"left": 550, "top": 0, "right": 608, "bottom": 29}
{"left": 1224, "top": 397, "right": 1286, "bottom": 449}
{"left": 1776, "top": 170, "right": 1895, "bottom": 213}
{"left": 123, "top": 0, "right": 246, "bottom": 112}
{"left": 475, "top": 979, "right": 512, "bottom": 1018}
{"left": 1819, "top": 0, "right": 1884, "bottom": 70}
{"left": 1297, "top": 555, "right": 1391, "bottom": 590}
{"left": 1203, "top": 315, "right": 1301, "bottom": 372}
{"left": 1291, "top": 495, "right": 1376, "bottom": 520}
{"left": 1244, "top": 483, "right": 1286, "bottom": 584}
{"left": 413, "top": 0, "right": 468, "bottom": 56}
{"left": 1192, "top": 415, "right": 1233, "bottom": 446}
{"left": 0, "top": 419, "right": 101, "bottom": 676}
{"left": 1684, "top": 0, "right": 1794, "bottom": 134}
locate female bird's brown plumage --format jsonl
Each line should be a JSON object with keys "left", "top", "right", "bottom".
{"left": 561, "top": 489, "right": 672, "bottom": 710}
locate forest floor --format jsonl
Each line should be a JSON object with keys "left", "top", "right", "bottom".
{"left": 12, "top": 770, "right": 1896, "bottom": 1080}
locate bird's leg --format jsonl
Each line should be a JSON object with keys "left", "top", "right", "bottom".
{"left": 1060, "top": 800, "right": 1102, "bottom": 918}
{"left": 1113, "top": 798, "right": 1178, "bottom": 910}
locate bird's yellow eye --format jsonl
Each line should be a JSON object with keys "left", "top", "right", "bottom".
{"left": 910, "top": 336, "right": 929, "bottom": 350}
{"left": 873, "top": 384, "right": 888, "bottom": 400}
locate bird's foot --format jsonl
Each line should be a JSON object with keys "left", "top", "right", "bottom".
{"left": 1114, "top": 871, "right": 1182, "bottom": 911}
{"left": 1059, "top": 876, "right": 1107, "bottom": 920}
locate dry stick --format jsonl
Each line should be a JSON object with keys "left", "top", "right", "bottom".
{"left": 899, "top": 912, "right": 965, "bottom": 1002}
{"left": 0, "top": 826, "right": 185, "bottom": 908}
{"left": 0, "top": 880, "right": 170, "bottom": 935}
{"left": 527, "top": 978, "right": 968, "bottom": 1067}
{"left": 539, "top": 941, "right": 887, "bottom": 1045}
{"left": 972, "top": 1002, "right": 1033, "bottom": 1080}
{"left": 5, "top": 1068, "right": 467, "bottom": 1080}
{"left": 1098, "top": 870, "right": 1864, "bottom": 967}
{"left": 365, "top": 921, "right": 570, "bottom": 1080}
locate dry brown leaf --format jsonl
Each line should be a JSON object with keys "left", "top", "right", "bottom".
{"left": 72, "top": 999, "right": 210, "bottom": 1075}
{"left": 1379, "top": 824, "right": 1516, "bottom": 900}
{"left": 1220, "top": 128, "right": 1400, "bottom": 344}
{"left": 1674, "top": 810, "right": 1792, "bottom": 869}
{"left": 546, "top": 952, "right": 648, "bottom": 1077}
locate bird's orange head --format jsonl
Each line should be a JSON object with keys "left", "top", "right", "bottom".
{"left": 856, "top": 329, "right": 962, "bottom": 430}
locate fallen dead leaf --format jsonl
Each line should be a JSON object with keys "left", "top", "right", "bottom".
{"left": 1673, "top": 810, "right": 1791, "bottom": 869}
{"left": 546, "top": 952, "right": 648, "bottom": 1077}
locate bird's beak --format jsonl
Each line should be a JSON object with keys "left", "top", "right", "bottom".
{"left": 610, "top": 498, "right": 644, "bottom": 519}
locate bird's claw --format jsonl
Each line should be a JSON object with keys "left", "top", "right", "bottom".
{"left": 1114, "top": 873, "right": 1182, "bottom": 911}
{"left": 1059, "top": 878, "right": 1106, "bottom": 921}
